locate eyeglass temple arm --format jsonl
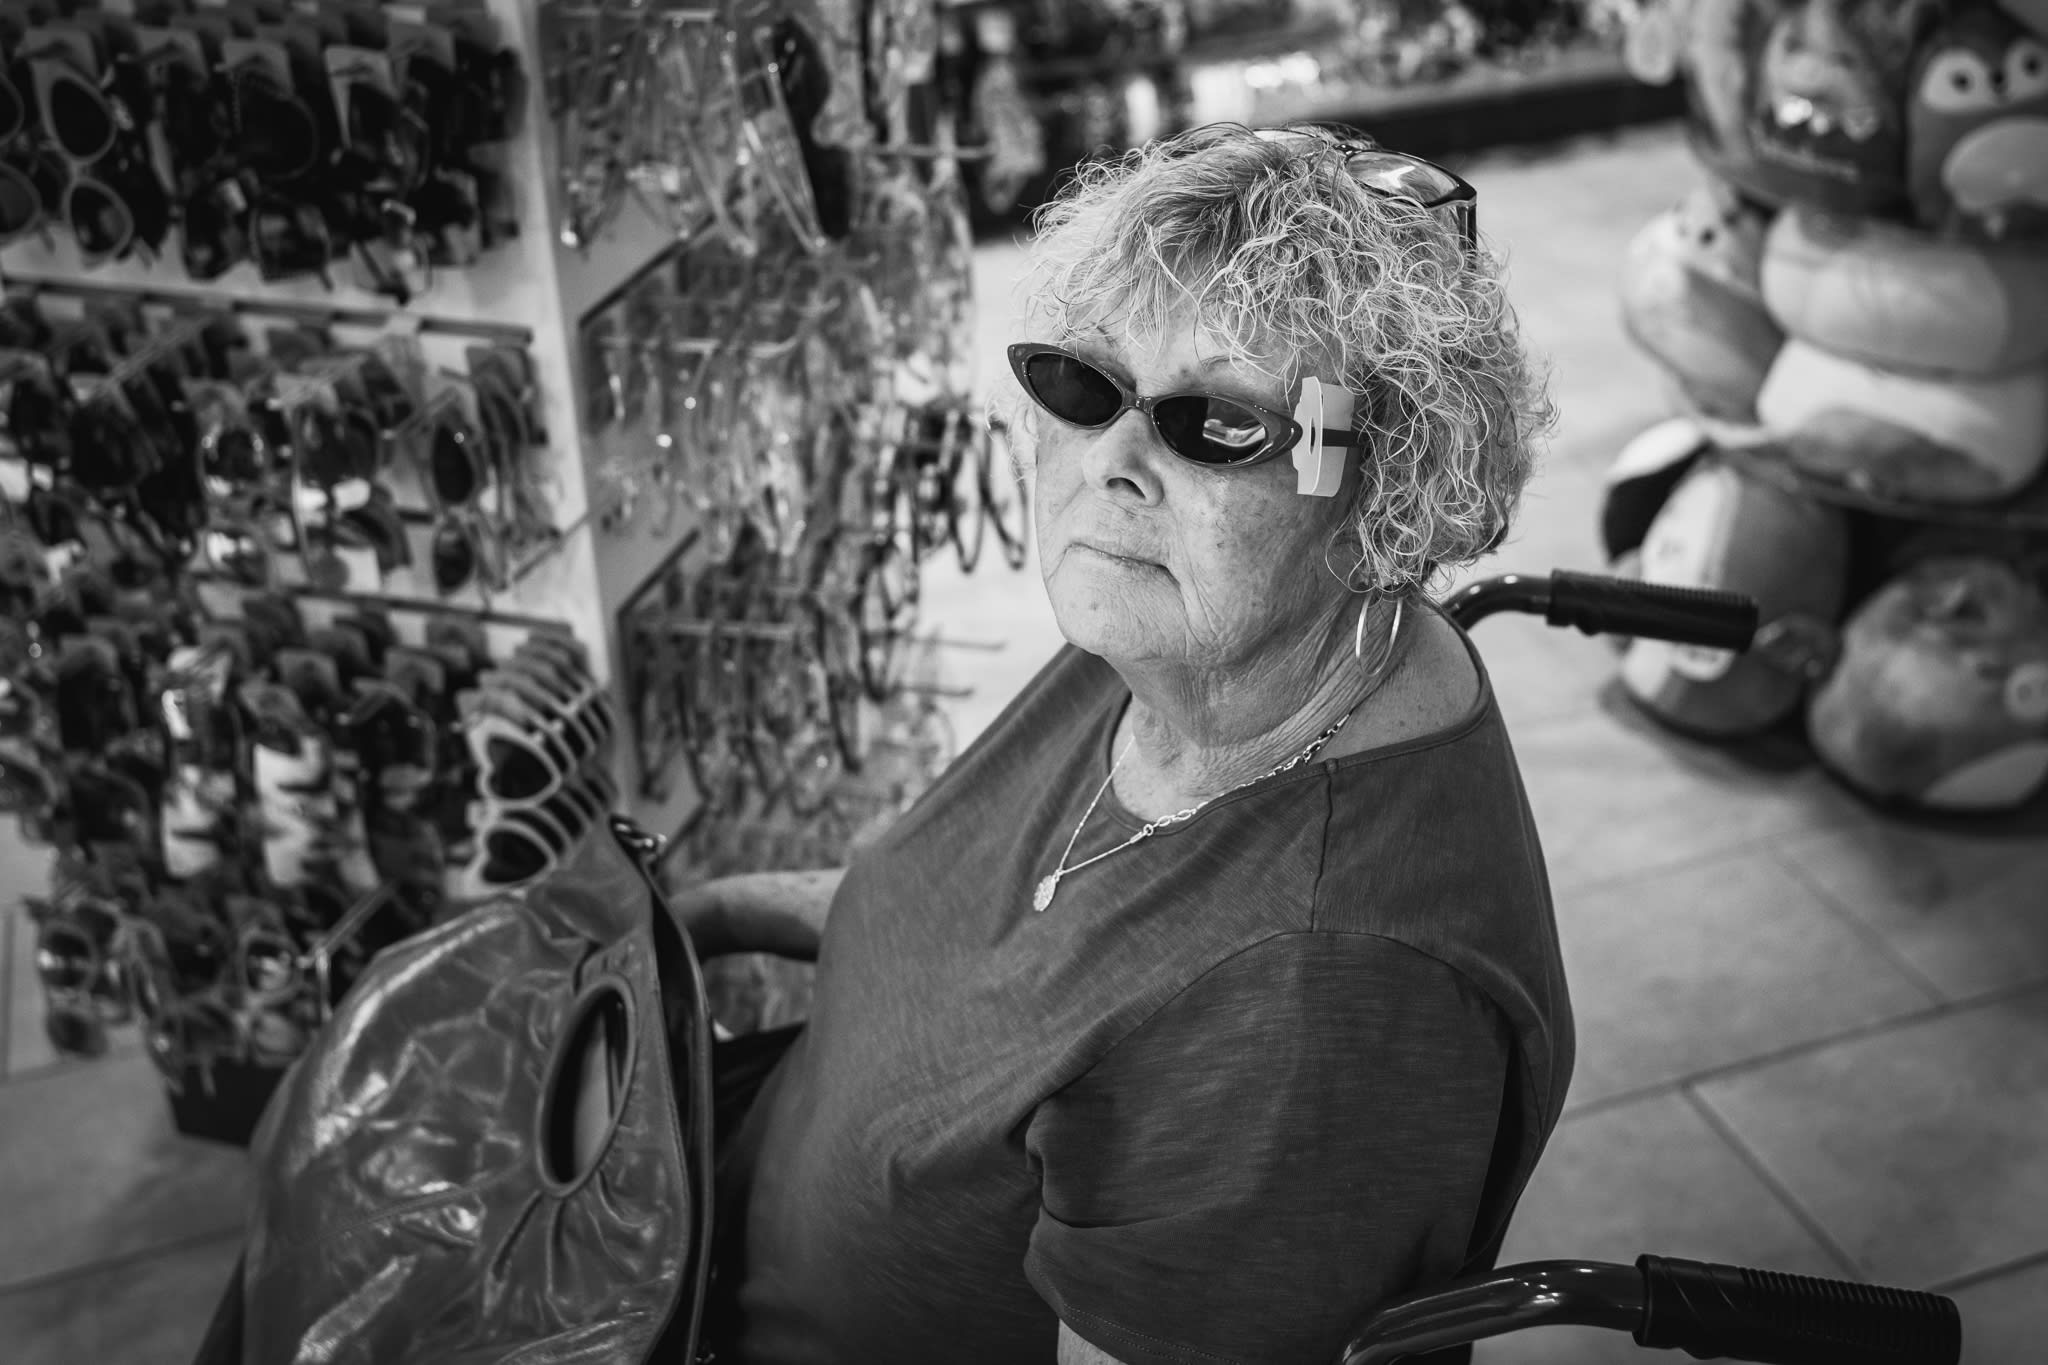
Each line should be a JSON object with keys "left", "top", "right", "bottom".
{"left": 308, "top": 884, "right": 398, "bottom": 1015}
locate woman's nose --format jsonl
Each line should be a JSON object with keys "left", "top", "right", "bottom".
{"left": 1080, "top": 407, "right": 1166, "bottom": 503}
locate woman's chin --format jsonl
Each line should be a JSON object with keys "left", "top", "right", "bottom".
{"left": 1047, "top": 593, "right": 1174, "bottom": 663}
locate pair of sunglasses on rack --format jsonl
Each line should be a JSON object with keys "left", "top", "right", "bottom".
{"left": 419, "top": 363, "right": 552, "bottom": 596}
{"left": 125, "top": 911, "right": 317, "bottom": 1078}
{"left": 460, "top": 635, "right": 617, "bottom": 806}
{"left": 13, "top": 44, "right": 173, "bottom": 263}
{"left": 31, "top": 893, "right": 131, "bottom": 1056}
{"left": 452, "top": 744, "right": 616, "bottom": 902}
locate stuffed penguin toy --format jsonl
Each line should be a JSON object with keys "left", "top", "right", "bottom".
{"left": 1621, "top": 182, "right": 1786, "bottom": 422}
{"left": 1905, "top": 0, "right": 2048, "bottom": 243}
{"left": 1809, "top": 556, "right": 2048, "bottom": 809}
{"left": 1621, "top": 452, "right": 1852, "bottom": 735}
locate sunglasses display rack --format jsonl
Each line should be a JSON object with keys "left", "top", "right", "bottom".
{"left": 0, "top": 0, "right": 657, "bottom": 1143}
{"left": 0, "top": 0, "right": 1019, "bottom": 1133}
{"left": 537, "top": 0, "right": 1032, "bottom": 880}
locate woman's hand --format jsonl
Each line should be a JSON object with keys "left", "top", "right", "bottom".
{"left": 667, "top": 869, "right": 846, "bottom": 962}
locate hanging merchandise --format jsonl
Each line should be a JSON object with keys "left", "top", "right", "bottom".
{"left": 1611, "top": 0, "right": 2048, "bottom": 814}
{"left": 2, "top": 4, "right": 525, "bottom": 302}
{"left": 932, "top": 0, "right": 1179, "bottom": 219}
{"left": 3, "top": 0, "right": 999, "bottom": 1140}
{"left": 544, "top": 0, "right": 1027, "bottom": 883}
{"left": 0, "top": 295, "right": 612, "bottom": 1127}
{"left": 0, "top": 0, "right": 682, "bottom": 1147}
{"left": 955, "top": 6, "right": 1050, "bottom": 215}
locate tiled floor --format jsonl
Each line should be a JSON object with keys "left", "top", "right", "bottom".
{"left": 4, "top": 124, "right": 2045, "bottom": 1362}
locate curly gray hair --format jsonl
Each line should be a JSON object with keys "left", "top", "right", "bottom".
{"left": 1011, "top": 122, "right": 1555, "bottom": 593}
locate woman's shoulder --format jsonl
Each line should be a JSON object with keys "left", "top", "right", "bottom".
{"left": 1324, "top": 603, "right": 1488, "bottom": 762}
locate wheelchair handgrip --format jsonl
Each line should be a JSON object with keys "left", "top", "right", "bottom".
{"left": 1635, "top": 1255, "right": 1961, "bottom": 1365}
{"left": 1546, "top": 572, "right": 1758, "bottom": 650}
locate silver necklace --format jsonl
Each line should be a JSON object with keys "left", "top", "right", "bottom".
{"left": 1032, "top": 600, "right": 1409, "bottom": 913}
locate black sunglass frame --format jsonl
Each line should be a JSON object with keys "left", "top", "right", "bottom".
{"left": 1007, "top": 343, "right": 1369, "bottom": 468}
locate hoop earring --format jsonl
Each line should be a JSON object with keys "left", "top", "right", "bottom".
{"left": 1354, "top": 594, "right": 1406, "bottom": 677}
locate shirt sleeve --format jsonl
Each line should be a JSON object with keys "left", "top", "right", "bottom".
{"left": 1023, "top": 932, "right": 1511, "bottom": 1365}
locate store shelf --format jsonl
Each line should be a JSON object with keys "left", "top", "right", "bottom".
{"left": 981, "top": 41, "right": 1685, "bottom": 230}
{"left": 1237, "top": 45, "right": 1686, "bottom": 160}
{"left": 0, "top": 230, "right": 556, "bottom": 337}
{"left": 552, "top": 194, "right": 682, "bottom": 329}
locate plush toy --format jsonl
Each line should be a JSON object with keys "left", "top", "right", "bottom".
{"left": 1621, "top": 183, "right": 1786, "bottom": 421}
{"left": 1809, "top": 556, "right": 2048, "bottom": 808}
{"left": 1755, "top": 337, "right": 2048, "bottom": 502}
{"left": 1906, "top": 1, "right": 2048, "bottom": 241}
{"left": 1682, "top": 0, "right": 1774, "bottom": 184}
{"left": 1743, "top": 0, "right": 1948, "bottom": 218}
{"left": 1760, "top": 206, "right": 2048, "bottom": 374}
{"left": 1621, "top": 453, "right": 1852, "bottom": 735}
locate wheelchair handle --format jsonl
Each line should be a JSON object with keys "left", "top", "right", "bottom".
{"left": 1339, "top": 1255, "right": 1961, "bottom": 1365}
{"left": 1443, "top": 571, "right": 1759, "bottom": 651}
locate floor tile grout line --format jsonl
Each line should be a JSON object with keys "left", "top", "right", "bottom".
{"left": 1681, "top": 1083, "right": 1867, "bottom": 1283}
{"left": 1765, "top": 843, "right": 1952, "bottom": 1006}
{"left": 1557, "top": 976, "right": 2048, "bottom": 1122}
{"left": 0, "top": 1224, "right": 244, "bottom": 1301}
{"left": 1547, "top": 839, "right": 1800, "bottom": 906}
{"left": 1543, "top": 797, "right": 1874, "bottom": 905}
{"left": 1927, "top": 1243, "right": 2048, "bottom": 1296}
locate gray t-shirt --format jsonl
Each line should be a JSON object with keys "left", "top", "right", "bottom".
{"left": 718, "top": 636, "right": 1573, "bottom": 1364}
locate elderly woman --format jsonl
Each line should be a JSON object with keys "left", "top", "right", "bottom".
{"left": 683, "top": 122, "right": 1569, "bottom": 1365}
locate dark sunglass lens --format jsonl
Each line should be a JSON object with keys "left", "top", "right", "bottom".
{"left": 432, "top": 520, "right": 476, "bottom": 594}
{"left": 1025, "top": 353, "right": 1122, "bottom": 426}
{"left": 484, "top": 734, "right": 554, "bottom": 801}
{"left": 243, "top": 86, "right": 318, "bottom": 180}
{"left": 51, "top": 80, "right": 113, "bottom": 160}
{"left": 1347, "top": 152, "right": 1459, "bottom": 205}
{"left": 482, "top": 825, "right": 551, "bottom": 883}
{"left": 431, "top": 424, "right": 477, "bottom": 505}
{"left": 35, "top": 924, "right": 95, "bottom": 991}
{"left": 1153, "top": 395, "right": 1273, "bottom": 465}
{"left": 69, "top": 183, "right": 131, "bottom": 257}
{"left": 0, "top": 168, "right": 38, "bottom": 235}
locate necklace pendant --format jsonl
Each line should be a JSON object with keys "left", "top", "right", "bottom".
{"left": 1033, "top": 874, "right": 1059, "bottom": 912}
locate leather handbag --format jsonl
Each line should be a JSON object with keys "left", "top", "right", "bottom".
{"left": 196, "top": 817, "right": 716, "bottom": 1365}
